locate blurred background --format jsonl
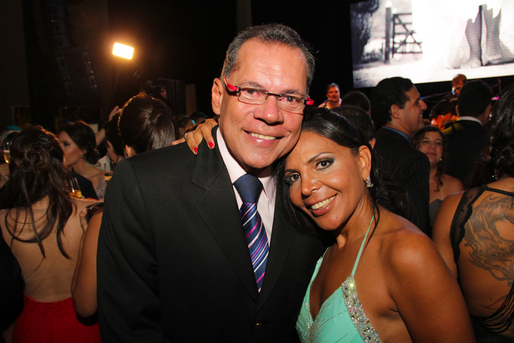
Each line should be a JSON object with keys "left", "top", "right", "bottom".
{"left": 1, "top": 0, "right": 512, "bottom": 132}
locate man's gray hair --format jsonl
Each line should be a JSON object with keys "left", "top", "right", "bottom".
{"left": 221, "top": 23, "right": 315, "bottom": 93}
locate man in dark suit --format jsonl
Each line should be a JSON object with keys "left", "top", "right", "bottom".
{"left": 443, "top": 80, "right": 491, "bottom": 186}
{"left": 97, "top": 24, "right": 324, "bottom": 342}
{"left": 0, "top": 235, "right": 23, "bottom": 334}
{"left": 370, "top": 77, "right": 432, "bottom": 235}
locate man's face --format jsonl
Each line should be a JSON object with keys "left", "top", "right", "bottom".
{"left": 396, "top": 86, "right": 427, "bottom": 137}
{"left": 212, "top": 39, "right": 308, "bottom": 174}
{"left": 327, "top": 86, "right": 340, "bottom": 101}
{"left": 452, "top": 81, "right": 464, "bottom": 96}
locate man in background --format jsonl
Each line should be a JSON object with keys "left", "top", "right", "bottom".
{"left": 443, "top": 80, "right": 491, "bottom": 185}
{"left": 370, "top": 77, "right": 431, "bottom": 235}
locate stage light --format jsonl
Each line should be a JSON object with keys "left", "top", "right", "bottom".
{"left": 110, "top": 43, "right": 134, "bottom": 108}
{"left": 112, "top": 43, "right": 134, "bottom": 60}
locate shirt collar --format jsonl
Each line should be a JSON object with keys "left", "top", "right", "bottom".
{"left": 457, "top": 116, "right": 483, "bottom": 125}
{"left": 216, "top": 129, "right": 275, "bottom": 204}
{"left": 382, "top": 126, "right": 411, "bottom": 142}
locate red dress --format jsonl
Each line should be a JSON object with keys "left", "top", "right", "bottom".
{"left": 12, "top": 295, "right": 101, "bottom": 343}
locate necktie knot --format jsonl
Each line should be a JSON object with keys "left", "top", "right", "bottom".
{"left": 234, "top": 174, "right": 262, "bottom": 204}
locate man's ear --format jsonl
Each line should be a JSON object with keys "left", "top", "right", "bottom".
{"left": 480, "top": 103, "right": 492, "bottom": 123}
{"left": 211, "top": 78, "right": 224, "bottom": 116}
{"left": 390, "top": 104, "right": 401, "bottom": 119}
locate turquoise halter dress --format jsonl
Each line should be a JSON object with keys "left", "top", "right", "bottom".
{"left": 296, "top": 216, "right": 382, "bottom": 343}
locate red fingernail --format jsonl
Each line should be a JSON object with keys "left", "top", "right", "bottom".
{"left": 208, "top": 142, "right": 214, "bottom": 149}
{"left": 194, "top": 147, "right": 198, "bottom": 154}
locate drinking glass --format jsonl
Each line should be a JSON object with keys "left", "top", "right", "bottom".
{"left": 68, "top": 177, "right": 83, "bottom": 198}
{"left": 2, "top": 141, "right": 11, "bottom": 164}
{"left": 104, "top": 162, "right": 116, "bottom": 182}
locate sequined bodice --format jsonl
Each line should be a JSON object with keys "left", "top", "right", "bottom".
{"left": 296, "top": 218, "right": 381, "bottom": 343}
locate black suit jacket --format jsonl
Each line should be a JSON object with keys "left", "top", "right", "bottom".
{"left": 97, "top": 128, "right": 324, "bottom": 342}
{"left": 443, "top": 119, "right": 487, "bottom": 185}
{"left": 374, "top": 127, "right": 431, "bottom": 235}
{"left": 0, "top": 233, "right": 23, "bottom": 330}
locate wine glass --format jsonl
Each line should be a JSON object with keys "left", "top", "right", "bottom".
{"left": 104, "top": 162, "right": 116, "bottom": 183}
{"left": 2, "top": 140, "right": 11, "bottom": 164}
{"left": 67, "top": 177, "right": 83, "bottom": 198}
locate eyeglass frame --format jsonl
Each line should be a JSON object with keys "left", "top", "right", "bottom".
{"left": 222, "top": 77, "right": 314, "bottom": 112}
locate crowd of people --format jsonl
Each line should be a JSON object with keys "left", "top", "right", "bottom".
{"left": 0, "top": 22, "right": 513, "bottom": 343}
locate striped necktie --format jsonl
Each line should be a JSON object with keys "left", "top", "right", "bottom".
{"left": 234, "top": 174, "right": 269, "bottom": 292}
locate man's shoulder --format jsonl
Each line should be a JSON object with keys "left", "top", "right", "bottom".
{"left": 375, "top": 128, "right": 411, "bottom": 153}
{"left": 127, "top": 143, "right": 201, "bottom": 169}
{"left": 443, "top": 119, "right": 484, "bottom": 133}
{"left": 375, "top": 129, "right": 427, "bottom": 167}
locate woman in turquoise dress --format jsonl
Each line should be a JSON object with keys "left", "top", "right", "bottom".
{"left": 276, "top": 108, "right": 475, "bottom": 342}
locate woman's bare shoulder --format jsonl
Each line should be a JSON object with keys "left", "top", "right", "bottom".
{"left": 378, "top": 211, "right": 442, "bottom": 269}
{"left": 89, "top": 165, "right": 105, "bottom": 180}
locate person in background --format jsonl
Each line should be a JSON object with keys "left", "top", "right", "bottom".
{"left": 191, "top": 111, "right": 209, "bottom": 124}
{"left": 96, "top": 113, "right": 124, "bottom": 172}
{"left": 59, "top": 121, "right": 105, "bottom": 199}
{"left": 412, "top": 125, "right": 463, "bottom": 226}
{"left": 118, "top": 92, "right": 176, "bottom": 157}
{"left": 370, "top": 77, "right": 431, "bottom": 235}
{"left": 430, "top": 73, "right": 467, "bottom": 127}
{"left": 103, "top": 113, "right": 124, "bottom": 163}
{"left": 94, "top": 105, "right": 121, "bottom": 148}
{"left": 97, "top": 23, "right": 324, "bottom": 342}
{"left": 277, "top": 108, "right": 475, "bottom": 342}
{"left": 0, "top": 236, "right": 23, "bottom": 342}
{"left": 174, "top": 114, "right": 195, "bottom": 139}
{"left": 319, "top": 83, "right": 342, "bottom": 109}
{"left": 341, "top": 90, "right": 371, "bottom": 113}
{"left": 72, "top": 92, "right": 176, "bottom": 319}
{"left": 0, "top": 131, "right": 19, "bottom": 190}
{"left": 0, "top": 126, "right": 100, "bottom": 343}
{"left": 332, "top": 105, "right": 375, "bottom": 147}
{"left": 433, "top": 83, "right": 514, "bottom": 342}
{"left": 443, "top": 80, "right": 491, "bottom": 186}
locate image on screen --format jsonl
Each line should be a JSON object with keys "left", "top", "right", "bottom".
{"left": 351, "top": 0, "right": 514, "bottom": 88}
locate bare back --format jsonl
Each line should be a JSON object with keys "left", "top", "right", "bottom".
{"left": 450, "top": 179, "right": 514, "bottom": 337}
{"left": 1, "top": 197, "right": 96, "bottom": 302}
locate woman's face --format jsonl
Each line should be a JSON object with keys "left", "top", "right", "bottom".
{"left": 326, "top": 86, "right": 340, "bottom": 101}
{"left": 106, "top": 141, "right": 120, "bottom": 163}
{"left": 58, "top": 131, "right": 83, "bottom": 168}
{"left": 284, "top": 131, "right": 370, "bottom": 231}
{"left": 417, "top": 131, "right": 443, "bottom": 168}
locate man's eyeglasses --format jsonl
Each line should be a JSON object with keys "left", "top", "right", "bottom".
{"left": 223, "top": 77, "right": 314, "bottom": 113}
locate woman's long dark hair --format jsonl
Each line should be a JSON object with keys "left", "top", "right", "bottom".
{"left": 2, "top": 126, "right": 75, "bottom": 258}
{"left": 412, "top": 125, "right": 448, "bottom": 192}
{"left": 276, "top": 107, "right": 410, "bottom": 236}
{"left": 468, "top": 84, "right": 514, "bottom": 187}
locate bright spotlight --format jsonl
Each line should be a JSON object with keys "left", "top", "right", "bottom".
{"left": 112, "top": 43, "right": 134, "bottom": 60}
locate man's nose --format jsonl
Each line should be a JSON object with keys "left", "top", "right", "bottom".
{"left": 254, "top": 95, "right": 284, "bottom": 124}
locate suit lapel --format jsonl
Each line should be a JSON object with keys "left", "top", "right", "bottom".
{"left": 191, "top": 129, "right": 260, "bottom": 301}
